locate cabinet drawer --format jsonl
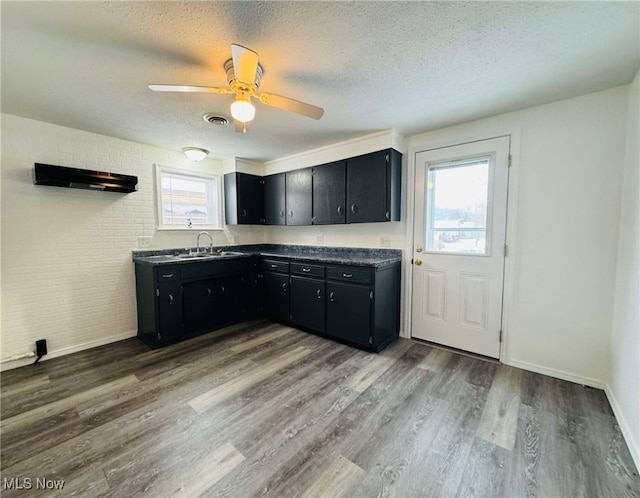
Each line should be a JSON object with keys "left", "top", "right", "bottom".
{"left": 290, "top": 263, "right": 325, "bottom": 278}
{"left": 156, "top": 268, "right": 179, "bottom": 282}
{"left": 262, "top": 259, "right": 289, "bottom": 274}
{"left": 326, "top": 266, "right": 372, "bottom": 284}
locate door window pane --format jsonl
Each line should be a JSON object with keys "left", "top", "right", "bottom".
{"left": 426, "top": 158, "right": 490, "bottom": 254}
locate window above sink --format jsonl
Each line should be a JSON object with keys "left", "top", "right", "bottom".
{"left": 155, "top": 164, "right": 222, "bottom": 231}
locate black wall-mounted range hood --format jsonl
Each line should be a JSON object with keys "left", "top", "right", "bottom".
{"left": 34, "top": 163, "right": 138, "bottom": 193}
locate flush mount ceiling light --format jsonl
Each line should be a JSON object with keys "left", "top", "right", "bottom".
{"left": 182, "top": 147, "right": 209, "bottom": 162}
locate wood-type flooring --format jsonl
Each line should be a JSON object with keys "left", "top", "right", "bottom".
{"left": 1, "top": 320, "right": 638, "bottom": 497}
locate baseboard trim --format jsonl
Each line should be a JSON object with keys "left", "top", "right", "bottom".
{"left": 504, "top": 358, "right": 605, "bottom": 389}
{"left": 604, "top": 384, "right": 640, "bottom": 473}
{"left": 0, "top": 331, "right": 137, "bottom": 372}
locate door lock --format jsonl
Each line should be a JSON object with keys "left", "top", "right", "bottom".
{"left": 414, "top": 259, "right": 422, "bottom": 266}
{"left": 416, "top": 246, "right": 423, "bottom": 253}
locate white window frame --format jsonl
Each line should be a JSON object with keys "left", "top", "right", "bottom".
{"left": 155, "top": 164, "right": 222, "bottom": 231}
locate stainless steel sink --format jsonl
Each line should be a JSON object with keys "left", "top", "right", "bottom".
{"left": 172, "top": 251, "right": 245, "bottom": 260}
{"left": 174, "top": 253, "right": 216, "bottom": 259}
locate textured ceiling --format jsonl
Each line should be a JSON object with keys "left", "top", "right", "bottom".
{"left": 2, "top": 1, "right": 638, "bottom": 162}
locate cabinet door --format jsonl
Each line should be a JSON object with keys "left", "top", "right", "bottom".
{"left": 346, "top": 150, "right": 388, "bottom": 223}
{"left": 264, "top": 173, "right": 286, "bottom": 225}
{"left": 215, "top": 274, "right": 247, "bottom": 325}
{"left": 313, "top": 161, "right": 346, "bottom": 225}
{"left": 290, "top": 276, "right": 325, "bottom": 333}
{"left": 285, "top": 169, "right": 312, "bottom": 226}
{"left": 237, "top": 173, "right": 264, "bottom": 224}
{"left": 182, "top": 280, "right": 215, "bottom": 333}
{"left": 326, "top": 281, "right": 371, "bottom": 346}
{"left": 157, "top": 282, "right": 183, "bottom": 343}
{"left": 264, "top": 271, "right": 290, "bottom": 323}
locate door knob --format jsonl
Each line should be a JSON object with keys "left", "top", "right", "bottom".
{"left": 414, "top": 259, "right": 422, "bottom": 266}
{"left": 416, "top": 246, "right": 423, "bottom": 253}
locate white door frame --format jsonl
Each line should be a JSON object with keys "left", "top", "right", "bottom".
{"left": 403, "top": 127, "right": 522, "bottom": 362}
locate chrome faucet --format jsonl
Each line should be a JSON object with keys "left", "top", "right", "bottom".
{"left": 196, "top": 231, "right": 214, "bottom": 254}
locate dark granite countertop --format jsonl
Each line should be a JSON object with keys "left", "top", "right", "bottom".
{"left": 133, "top": 244, "right": 402, "bottom": 268}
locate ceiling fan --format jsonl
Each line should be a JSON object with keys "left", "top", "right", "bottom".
{"left": 149, "top": 44, "right": 324, "bottom": 132}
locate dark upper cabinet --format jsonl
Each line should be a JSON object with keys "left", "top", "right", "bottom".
{"left": 312, "top": 161, "right": 346, "bottom": 225}
{"left": 346, "top": 149, "right": 402, "bottom": 224}
{"left": 264, "top": 173, "right": 286, "bottom": 225}
{"left": 285, "top": 169, "right": 312, "bottom": 226}
{"left": 224, "top": 172, "right": 264, "bottom": 225}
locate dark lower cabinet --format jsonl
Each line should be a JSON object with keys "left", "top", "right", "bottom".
{"left": 216, "top": 274, "right": 247, "bottom": 325}
{"left": 264, "top": 271, "right": 290, "bottom": 323}
{"left": 326, "top": 281, "right": 371, "bottom": 346}
{"left": 135, "top": 253, "right": 400, "bottom": 352}
{"left": 135, "top": 258, "right": 251, "bottom": 348}
{"left": 183, "top": 279, "right": 215, "bottom": 333}
{"left": 290, "top": 276, "right": 325, "bottom": 333}
{"left": 261, "top": 259, "right": 400, "bottom": 352}
{"left": 156, "top": 281, "right": 183, "bottom": 343}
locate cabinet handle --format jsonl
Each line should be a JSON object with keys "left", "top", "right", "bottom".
{"left": 351, "top": 204, "right": 358, "bottom": 214}
{"left": 343, "top": 273, "right": 353, "bottom": 278}
{"left": 329, "top": 291, "right": 334, "bottom": 302}
{"left": 271, "top": 264, "right": 278, "bottom": 268}
{"left": 337, "top": 205, "right": 343, "bottom": 215}
{"left": 385, "top": 211, "right": 390, "bottom": 220}
{"left": 302, "top": 268, "right": 311, "bottom": 273}
{"left": 207, "top": 288, "right": 211, "bottom": 297}
{"left": 279, "top": 210, "right": 284, "bottom": 217}
{"left": 220, "top": 285, "right": 225, "bottom": 295}
{"left": 317, "top": 289, "right": 322, "bottom": 299}
{"left": 242, "top": 209, "right": 247, "bottom": 218}
{"left": 289, "top": 210, "right": 293, "bottom": 218}
{"left": 282, "top": 283, "right": 287, "bottom": 293}
{"left": 169, "top": 294, "right": 174, "bottom": 305}
{"left": 162, "top": 273, "right": 174, "bottom": 278}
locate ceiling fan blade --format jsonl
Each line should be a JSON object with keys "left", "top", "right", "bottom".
{"left": 148, "top": 84, "right": 232, "bottom": 94}
{"left": 231, "top": 44, "right": 259, "bottom": 85}
{"left": 257, "top": 92, "right": 324, "bottom": 120}
{"left": 234, "top": 120, "right": 248, "bottom": 134}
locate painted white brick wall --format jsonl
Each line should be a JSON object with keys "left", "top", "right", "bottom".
{"left": 0, "top": 114, "right": 265, "bottom": 370}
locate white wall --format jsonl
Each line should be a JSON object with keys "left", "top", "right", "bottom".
{"left": 608, "top": 69, "right": 640, "bottom": 469}
{"left": 408, "top": 86, "right": 629, "bottom": 386}
{"left": 0, "top": 114, "right": 264, "bottom": 370}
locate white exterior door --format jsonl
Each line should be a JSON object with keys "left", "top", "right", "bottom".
{"left": 411, "top": 136, "right": 510, "bottom": 358}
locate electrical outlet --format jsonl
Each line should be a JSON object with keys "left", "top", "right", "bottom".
{"left": 316, "top": 234, "right": 324, "bottom": 245}
{"left": 233, "top": 235, "right": 241, "bottom": 244}
{"left": 138, "top": 236, "right": 152, "bottom": 248}
{"left": 380, "top": 236, "right": 391, "bottom": 247}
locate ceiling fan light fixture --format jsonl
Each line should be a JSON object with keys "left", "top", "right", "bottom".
{"left": 182, "top": 147, "right": 209, "bottom": 162}
{"left": 230, "top": 98, "right": 255, "bottom": 123}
